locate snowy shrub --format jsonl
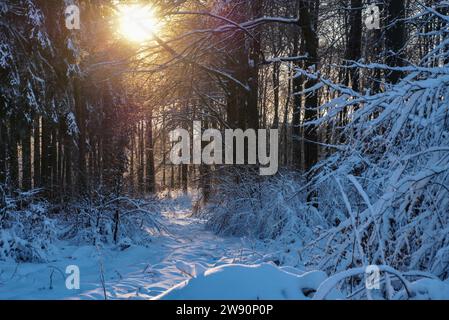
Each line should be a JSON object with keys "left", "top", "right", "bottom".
{"left": 204, "top": 169, "right": 325, "bottom": 266}
{"left": 0, "top": 190, "right": 58, "bottom": 262}
{"left": 207, "top": 170, "right": 303, "bottom": 237}
{"left": 289, "top": 4, "right": 449, "bottom": 295}
{"left": 0, "top": 183, "right": 167, "bottom": 261}
{"left": 202, "top": 4, "right": 449, "bottom": 298}
{"left": 60, "top": 193, "right": 165, "bottom": 247}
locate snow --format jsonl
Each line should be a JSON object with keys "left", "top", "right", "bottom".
{"left": 406, "top": 279, "right": 449, "bottom": 300}
{"left": 1, "top": 0, "right": 449, "bottom": 301}
{"left": 156, "top": 264, "right": 342, "bottom": 300}
{"left": 1, "top": 199, "right": 449, "bottom": 300}
{"left": 0, "top": 209, "right": 267, "bottom": 300}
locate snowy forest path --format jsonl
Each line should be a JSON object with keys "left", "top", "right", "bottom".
{"left": 0, "top": 206, "right": 265, "bottom": 300}
{"left": 138, "top": 209, "right": 264, "bottom": 299}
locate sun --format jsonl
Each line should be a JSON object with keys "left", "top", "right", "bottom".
{"left": 118, "top": 4, "right": 160, "bottom": 43}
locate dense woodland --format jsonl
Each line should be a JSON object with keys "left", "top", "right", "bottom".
{"left": 0, "top": 0, "right": 427, "bottom": 198}
{"left": 1, "top": 0, "right": 449, "bottom": 299}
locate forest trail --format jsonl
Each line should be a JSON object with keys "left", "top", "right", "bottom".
{"left": 140, "top": 210, "right": 264, "bottom": 299}
{"left": 0, "top": 207, "right": 264, "bottom": 300}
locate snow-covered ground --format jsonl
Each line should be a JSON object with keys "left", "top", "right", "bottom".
{"left": 156, "top": 263, "right": 344, "bottom": 300}
{"left": 2, "top": 197, "right": 449, "bottom": 300}
{"left": 0, "top": 208, "right": 268, "bottom": 300}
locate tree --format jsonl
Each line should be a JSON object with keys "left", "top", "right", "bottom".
{"left": 385, "top": 0, "right": 406, "bottom": 84}
{"left": 345, "top": 0, "right": 362, "bottom": 91}
{"left": 297, "top": 0, "right": 319, "bottom": 171}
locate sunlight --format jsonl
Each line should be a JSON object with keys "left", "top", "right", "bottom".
{"left": 118, "top": 4, "right": 160, "bottom": 43}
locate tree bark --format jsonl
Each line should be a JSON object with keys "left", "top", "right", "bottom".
{"left": 22, "top": 123, "right": 32, "bottom": 190}
{"left": 8, "top": 118, "right": 19, "bottom": 190}
{"left": 298, "top": 0, "right": 319, "bottom": 171}
{"left": 64, "top": 131, "right": 72, "bottom": 195}
{"left": 41, "top": 118, "right": 51, "bottom": 191}
{"left": 146, "top": 111, "right": 156, "bottom": 193}
{"left": 385, "top": 0, "right": 406, "bottom": 84}
{"left": 75, "top": 79, "right": 87, "bottom": 194}
{"left": 345, "top": 0, "right": 362, "bottom": 92}
{"left": 33, "top": 115, "right": 41, "bottom": 188}
{"left": 272, "top": 63, "right": 280, "bottom": 129}
{"left": 0, "top": 117, "right": 7, "bottom": 185}
{"left": 246, "top": 0, "right": 262, "bottom": 131}
{"left": 292, "top": 18, "right": 304, "bottom": 169}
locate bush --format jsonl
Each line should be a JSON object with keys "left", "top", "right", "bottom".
{"left": 59, "top": 193, "right": 165, "bottom": 247}
{"left": 0, "top": 190, "right": 57, "bottom": 262}
{"left": 204, "top": 170, "right": 326, "bottom": 266}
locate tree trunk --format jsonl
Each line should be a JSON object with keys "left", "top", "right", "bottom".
{"left": 298, "top": 0, "right": 319, "bottom": 171}
{"left": 339, "top": 0, "right": 363, "bottom": 137}
{"left": 146, "top": 112, "right": 156, "bottom": 194}
{"left": 162, "top": 112, "right": 167, "bottom": 190}
{"left": 345, "top": 0, "right": 362, "bottom": 92}
{"left": 385, "top": 0, "right": 406, "bottom": 84}
{"left": 272, "top": 63, "right": 280, "bottom": 129}
{"left": 246, "top": 0, "right": 262, "bottom": 131}
{"left": 64, "top": 132, "right": 72, "bottom": 196}
{"left": 22, "top": 123, "right": 32, "bottom": 190}
{"left": 181, "top": 164, "right": 188, "bottom": 193}
{"left": 8, "top": 118, "right": 19, "bottom": 190}
{"left": 50, "top": 126, "right": 58, "bottom": 194}
{"left": 41, "top": 118, "right": 51, "bottom": 191}
{"left": 0, "top": 118, "right": 7, "bottom": 185}
{"left": 292, "top": 21, "right": 304, "bottom": 169}
{"left": 130, "top": 126, "right": 135, "bottom": 195}
{"left": 33, "top": 115, "right": 41, "bottom": 188}
{"left": 75, "top": 79, "right": 87, "bottom": 194}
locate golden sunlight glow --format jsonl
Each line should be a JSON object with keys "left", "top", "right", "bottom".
{"left": 118, "top": 4, "right": 160, "bottom": 43}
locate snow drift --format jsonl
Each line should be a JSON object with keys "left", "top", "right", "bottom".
{"left": 156, "top": 263, "right": 449, "bottom": 300}
{"left": 155, "top": 263, "right": 342, "bottom": 300}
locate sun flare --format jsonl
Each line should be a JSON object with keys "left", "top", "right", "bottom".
{"left": 118, "top": 4, "right": 160, "bottom": 43}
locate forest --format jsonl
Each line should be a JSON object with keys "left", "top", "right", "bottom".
{"left": 0, "top": 0, "right": 449, "bottom": 300}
